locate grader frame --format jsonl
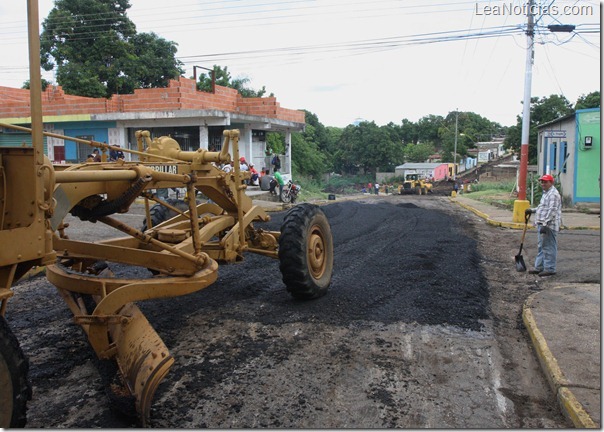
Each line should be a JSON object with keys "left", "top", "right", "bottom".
{"left": 0, "top": 125, "right": 333, "bottom": 426}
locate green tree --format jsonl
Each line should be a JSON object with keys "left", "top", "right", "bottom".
{"left": 291, "top": 125, "right": 328, "bottom": 178}
{"left": 335, "top": 121, "right": 401, "bottom": 174}
{"left": 128, "top": 33, "right": 184, "bottom": 89}
{"left": 416, "top": 115, "right": 444, "bottom": 147}
{"left": 323, "top": 126, "right": 343, "bottom": 170}
{"left": 437, "top": 111, "right": 504, "bottom": 162}
{"left": 40, "top": 0, "right": 183, "bottom": 97}
{"left": 575, "top": 91, "right": 601, "bottom": 110}
{"left": 504, "top": 94, "right": 573, "bottom": 163}
{"left": 197, "top": 65, "right": 269, "bottom": 97}
{"left": 266, "top": 132, "right": 285, "bottom": 155}
{"left": 404, "top": 142, "right": 435, "bottom": 163}
{"left": 22, "top": 79, "right": 52, "bottom": 92}
{"left": 400, "top": 118, "right": 419, "bottom": 144}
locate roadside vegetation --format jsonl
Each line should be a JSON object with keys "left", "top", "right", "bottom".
{"left": 463, "top": 181, "right": 517, "bottom": 210}
{"left": 460, "top": 175, "right": 556, "bottom": 210}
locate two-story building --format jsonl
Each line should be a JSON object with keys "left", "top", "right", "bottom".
{"left": 0, "top": 77, "right": 305, "bottom": 176}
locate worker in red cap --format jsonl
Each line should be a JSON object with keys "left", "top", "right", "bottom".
{"left": 525, "top": 174, "right": 562, "bottom": 276}
{"left": 239, "top": 156, "right": 248, "bottom": 171}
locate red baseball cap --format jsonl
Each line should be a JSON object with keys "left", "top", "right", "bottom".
{"left": 539, "top": 174, "right": 554, "bottom": 182}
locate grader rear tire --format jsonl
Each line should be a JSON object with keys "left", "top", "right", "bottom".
{"left": 0, "top": 317, "right": 31, "bottom": 428}
{"left": 141, "top": 199, "right": 190, "bottom": 231}
{"left": 279, "top": 204, "right": 333, "bottom": 299}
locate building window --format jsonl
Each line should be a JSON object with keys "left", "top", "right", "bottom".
{"left": 208, "top": 126, "right": 225, "bottom": 152}
{"left": 561, "top": 141, "right": 568, "bottom": 173}
{"left": 77, "top": 135, "right": 95, "bottom": 162}
{"left": 252, "top": 130, "right": 266, "bottom": 141}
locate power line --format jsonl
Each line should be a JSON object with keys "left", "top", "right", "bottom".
{"left": 0, "top": 0, "right": 500, "bottom": 38}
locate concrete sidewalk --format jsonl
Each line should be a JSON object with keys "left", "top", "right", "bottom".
{"left": 451, "top": 194, "right": 601, "bottom": 230}
{"left": 450, "top": 194, "right": 601, "bottom": 428}
{"left": 523, "top": 284, "right": 600, "bottom": 428}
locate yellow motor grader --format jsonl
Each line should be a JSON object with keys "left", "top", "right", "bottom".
{"left": 0, "top": 124, "right": 334, "bottom": 427}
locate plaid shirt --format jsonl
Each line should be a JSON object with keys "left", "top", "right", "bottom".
{"left": 533, "top": 186, "right": 562, "bottom": 231}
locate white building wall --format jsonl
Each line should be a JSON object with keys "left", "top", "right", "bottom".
{"left": 538, "top": 116, "right": 576, "bottom": 204}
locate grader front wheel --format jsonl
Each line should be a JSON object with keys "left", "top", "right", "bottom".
{"left": 0, "top": 317, "right": 31, "bottom": 428}
{"left": 279, "top": 204, "right": 333, "bottom": 299}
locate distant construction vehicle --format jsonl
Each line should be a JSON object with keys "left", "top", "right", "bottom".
{"left": 398, "top": 173, "right": 433, "bottom": 195}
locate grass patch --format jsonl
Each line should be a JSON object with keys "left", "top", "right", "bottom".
{"left": 296, "top": 176, "right": 329, "bottom": 202}
{"left": 463, "top": 181, "right": 516, "bottom": 210}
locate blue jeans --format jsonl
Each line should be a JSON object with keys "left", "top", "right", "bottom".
{"left": 534, "top": 225, "right": 558, "bottom": 272}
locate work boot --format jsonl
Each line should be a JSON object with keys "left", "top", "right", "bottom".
{"left": 538, "top": 271, "right": 556, "bottom": 277}
{"left": 528, "top": 269, "right": 542, "bottom": 274}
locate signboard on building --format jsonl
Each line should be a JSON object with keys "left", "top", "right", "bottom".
{"left": 478, "top": 151, "right": 490, "bottom": 162}
{"left": 544, "top": 130, "right": 566, "bottom": 138}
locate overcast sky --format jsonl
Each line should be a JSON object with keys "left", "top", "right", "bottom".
{"left": 0, "top": 0, "right": 600, "bottom": 128}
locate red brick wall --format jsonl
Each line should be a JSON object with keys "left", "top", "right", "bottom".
{"left": 0, "top": 77, "right": 305, "bottom": 124}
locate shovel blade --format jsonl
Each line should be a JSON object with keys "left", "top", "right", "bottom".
{"left": 110, "top": 303, "right": 174, "bottom": 426}
{"left": 515, "top": 254, "right": 527, "bottom": 272}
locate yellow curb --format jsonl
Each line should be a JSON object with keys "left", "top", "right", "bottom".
{"left": 564, "top": 225, "right": 601, "bottom": 231}
{"left": 449, "top": 197, "right": 528, "bottom": 229}
{"left": 522, "top": 294, "right": 597, "bottom": 428}
{"left": 522, "top": 296, "right": 568, "bottom": 389}
{"left": 558, "top": 386, "right": 598, "bottom": 428}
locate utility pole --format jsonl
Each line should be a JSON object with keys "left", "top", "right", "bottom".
{"left": 453, "top": 109, "right": 458, "bottom": 180}
{"left": 513, "top": 0, "right": 534, "bottom": 222}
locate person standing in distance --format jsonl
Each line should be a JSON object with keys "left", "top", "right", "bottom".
{"left": 273, "top": 168, "right": 285, "bottom": 199}
{"left": 525, "top": 174, "right": 562, "bottom": 276}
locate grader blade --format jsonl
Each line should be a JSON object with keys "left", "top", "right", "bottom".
{"left": 110, "top": 302, "right": 174, "bottom": 426}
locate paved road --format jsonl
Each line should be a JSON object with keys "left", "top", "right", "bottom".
{"left": 8, "top": 196, "right": 569, "bottom": 427}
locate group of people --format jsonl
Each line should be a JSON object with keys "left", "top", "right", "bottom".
{"left": 364, "top": 182, "right": 392, "bottom": 195}
{"left": 256, "top": 165, "right": 285, "bottom": 197}
{"left": 220, "top": 156, "right": 285, "bottom": 196}
{"left": 86, "top": 145, "right": 125, "bottom": 163}
{"left": 221, "top": 156, "right": 261, "bottom": 186}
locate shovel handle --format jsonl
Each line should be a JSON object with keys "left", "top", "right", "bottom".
{"left": 519, "top": 213, "right": 531, "bottom": 248}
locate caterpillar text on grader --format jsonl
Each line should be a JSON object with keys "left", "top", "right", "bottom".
{"left": 0, "top": 2, "right": 333, "bottom": 426}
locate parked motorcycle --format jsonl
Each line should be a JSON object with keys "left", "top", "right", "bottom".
{"left": 280, "top": 180, "right": 300, "bottom": 203}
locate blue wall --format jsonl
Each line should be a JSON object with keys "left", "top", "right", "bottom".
{"left": 58, "top": 121, "right": 115, "bottom": 162}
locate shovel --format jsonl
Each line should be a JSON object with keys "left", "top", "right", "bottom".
{"left": 515, "top": 212, "right": 531, "bottom": 272}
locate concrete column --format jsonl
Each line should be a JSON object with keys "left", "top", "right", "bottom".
{"left": 285, "top": 129, "right": 292, "bottom": 176}
{"left": 199, "top": 125, "right": 209, "bottom": 150}
{"left": 241, "top": 126, "right": 252, "bottom": 162}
